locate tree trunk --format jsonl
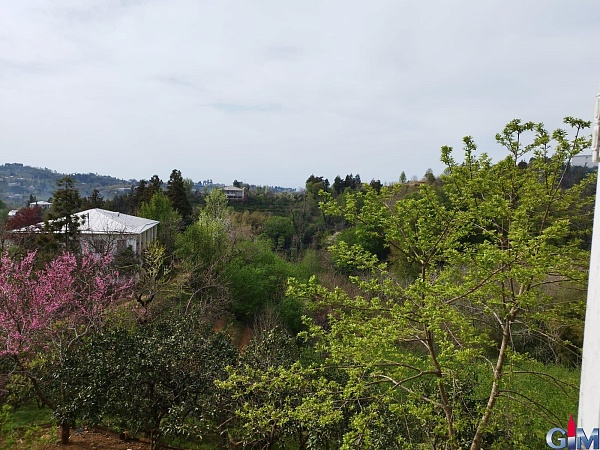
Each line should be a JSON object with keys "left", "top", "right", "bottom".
{"left": 470, "top": 309, "right": 516, "bottom": 450}
{"left": 60, "top": 421, "right": 70, "bottom": 445}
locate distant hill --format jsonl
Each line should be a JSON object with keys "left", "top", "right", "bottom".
{"left": 0, "top": 163, "right": 136, "bottom": 208}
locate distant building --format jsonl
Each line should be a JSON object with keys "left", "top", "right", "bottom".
{"left": 29, "top": 201, "right": 52, "bottom": 210}
{"left": 222, "top": 186, "right": 246, "bottom": 200}
{"left": 571, "top": 154, "right": 598, "bottom": 168}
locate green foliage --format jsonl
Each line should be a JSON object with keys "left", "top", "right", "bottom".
{"left": 261, "top": 215, "right": 294, "bottom": 251}
{"left": 0, "top": 403, "right": 53, "bottom": 450}
{"left": 139, "top": 191, "right": 181, "bottom": 254}
{"left": 166, "top": 169, "right": 193, "bottom": 224}
{"left": 226, "top": 240, "right": 309, "bottom": 323}
{"left": 224, "top": 117, "right": 593, "bottom": 450}
{"left": 202, "top": 188, "right": 230, "bottom": 220}
{"left": 71, "top": 317, "right": 236, "bottom": 449}
{"left": 45, "top": 176, "right": 83, "bottom": 253}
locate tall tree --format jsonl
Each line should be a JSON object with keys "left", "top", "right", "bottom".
{"left": 0, "top": 251, "right": 132, "bottom": 443}
{"left": 82, "top": 188, "right": 105, "bottom": 209}
{"left": 138, "top": 191, "right": 181, "bottom": 255}
{"left": 46, "top": 177, "right": 83, "bottom": 253}
{"left": 225, "top": 118, "right": 594, "bottom": 449}
{"left": 166, "top": 169, "right": 192, "bottom": 225}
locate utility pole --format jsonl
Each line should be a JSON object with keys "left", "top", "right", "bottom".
{"left": 578, "top": 90, "right": 600, "bottom": 432}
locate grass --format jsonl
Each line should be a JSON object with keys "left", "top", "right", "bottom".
{"left": 0, "top": 403, "right": 54, "bottom": 449}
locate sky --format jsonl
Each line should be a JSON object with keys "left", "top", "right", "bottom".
{"left": 2, "top": 1, "right": 600, "bottom": 189}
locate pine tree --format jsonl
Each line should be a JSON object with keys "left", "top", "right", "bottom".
{"left": 46, "top": 177, "right": 83, "bottom": 252}
{"left": 166, "top": 169, "right": 192, "bottom": 224}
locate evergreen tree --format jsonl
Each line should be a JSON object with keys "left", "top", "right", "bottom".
{"left": 46, "top": 177, "right": 83, "bottom": 253}
{"left": 83, "top": 188, "right": 104, "bottom": 209}
{"left": 166, "top": 169, "right": 192, "bottom": 224}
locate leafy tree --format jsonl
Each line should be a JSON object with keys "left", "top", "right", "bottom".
{"left": 138, "top": 191, "right": 181, "bottom": 255}
{"left": 0, "top": 251, "right": 132, "bottom": 443}
{"left": 166, "top": 169, "right": 193, "bottom": 224}
{"left": 399, "top": 171, "right": 407, "bottom": 184}
{"left": 202, "top": 188, "right": 230, "bottom": 220}
{"left": 76, "top": 317, "right": 236, "bottom": 450}
{"left": 175, "top": 190, "right": 232, "bottom": 313}
{"left": 226, "top": 240, "right": 308, "bottom": 322}
{"left": 305, "top": 175, "right": 330, "bottom": 199}
{"left": 261, "top": 215, "right": 294, "bottom": 252}
{"left": 369, "top": 179, "right": 383, "bottom": 193}
{"left": 132, "top": 179, "right": 151, "bottom": 210}
{"left": 422, "top": 167, "right": 436, "bottom": 183}
{"left": 230, "top": 118, "right": 593, "bottom": 449}
{"left": 82, "top": 188, "right": 104, "bottom": 209}
{"left": 5, "top": 206, "right": 43, "bottom": 230}
{"left": 149, "top": 174, "right": 163, "bottom": 192}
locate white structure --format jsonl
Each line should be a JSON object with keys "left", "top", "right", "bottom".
{"left": 29, "top": 200, "right": 52, "bottom": 210}
{"left": 11, "top": 208, "right": 159, "bottom": 255}
{"left": 222, "top": 185, "right": 245, "bottom": 200}
{"left": 571, "top": 154, "right": 598, "bottom": 168}
{"left": 76, "top": 208, "right": 159, "bottom": 254}
{"left": 578, "top": 90, "right": 600, "bottom": 432}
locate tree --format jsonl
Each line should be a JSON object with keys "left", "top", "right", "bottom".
{"left": 166, "top": 169, "right": 193, "bottom": 224}
{"left": 46, "top": 177, "right": 83, "bottom": 253}
{"left": 422, "top": 167, "right": 436, "bottom": 183}
{"left": 138, "top": 191, "right": 181, "bottom": 255}
{"left": 175, "top": 190, "right": 232, "bottom": 314}
{"left": 76, "top": 317, "right": 236, "bottom": 450}
{"left": 0, "top": 251, "right": 132, "bottom": 443}
{"left": 82, "top": 188, "right": 104, "bottom": 209}
{"left": 399, "top": 171, "right": 407, "bottom": 184}
{"left": 5, "top": 206, "right": 43, "bottom": 230}
{"left": 228, "top": 118, "right": 594, "bottom": 449}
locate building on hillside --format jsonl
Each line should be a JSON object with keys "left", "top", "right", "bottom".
{"left": 571, "top": 154, "right": 599, "bottom": 168}
{"left": 10, "top": 208, "right": 159, "bottom": 255}
{"left": 29, "top": 201, "right": 52, "bottom": 210}
{"left": 222, "top": 185, "right": 246, "bottom": 200}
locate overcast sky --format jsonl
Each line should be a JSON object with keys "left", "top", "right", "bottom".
{"left": 2, "top": 1, "right": 600, "bottom": 188}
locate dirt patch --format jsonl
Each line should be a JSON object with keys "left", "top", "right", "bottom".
{"left": 42, "top": 427, "right": 151, "bottom": 450}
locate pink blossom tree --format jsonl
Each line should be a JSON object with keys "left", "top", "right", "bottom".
{"left": 0, "top": 250, "right": 132, "bottom": 443}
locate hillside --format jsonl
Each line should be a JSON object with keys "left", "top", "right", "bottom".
{"left": 0, "top": 163, "right": 135, "bottom": 208}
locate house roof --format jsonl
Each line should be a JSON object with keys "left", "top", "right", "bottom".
{"left": 29, "top": 201, "right": 52, "bottom": 207}
{"left": 223, "top": 186, "right": 244, "bottom": 191}
{"left": 76, "top": 209, "right": 159, "bottom": 235}
{"left": 12, "top": 208, "right": 159, "bottom": 235}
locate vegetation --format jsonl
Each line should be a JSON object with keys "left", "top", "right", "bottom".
{"left": 0, "top": 117, "right": 596, "bottom": 449}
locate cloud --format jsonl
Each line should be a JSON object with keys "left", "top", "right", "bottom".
{"left": 1, "top": 0, "right": 599, "bottom": 188}
{"left": 210, "top": 103, "right": 284, "bottom": 114}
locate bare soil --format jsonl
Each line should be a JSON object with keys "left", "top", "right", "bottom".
{"left": 42, "top": 427, "right": 151, "bottom": 450}
{"left": 45, "top": 429, "right": 150, "bottom": 450}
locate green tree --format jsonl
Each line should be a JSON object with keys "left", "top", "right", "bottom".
{"left": 46, "top": 177, "right": 83, "bottom": 253}
{"left": 74, "top": 317, "right": 236, "bottom": 449}
{"left": 82, "top": 188, "right": 104, "bottom": 209}
{"left": 175, "top": 191, "right": 231, "bottom": 312}
{"left": 228, "top": 118, "right": 594, "bottom": 450}
{"left": 261, "top": 215, "right": 294, "bottom": 252}
{"left": 139, "top": 191, "right": 181, "bottom": 255}
{"left": 166, "top": 169, "right": 193, "bottom": 224}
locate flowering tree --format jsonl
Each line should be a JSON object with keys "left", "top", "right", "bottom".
{"left": 0, "top": 250, "right": 132, "bottom": 443}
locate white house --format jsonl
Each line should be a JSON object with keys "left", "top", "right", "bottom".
{"left": 571, "top": 154, "right": 599, "bottom": 168}
{"left": 76, "top": 209, "right": 160, "bottom": 254}
{"left": 29, "top": 201, "right": 53, "bottom": 210}
{"left": 222, "top": 185, "right": 245, "bottom": 200}
{"left": 11, "top": 208, "right": 159, "bottom": 255}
